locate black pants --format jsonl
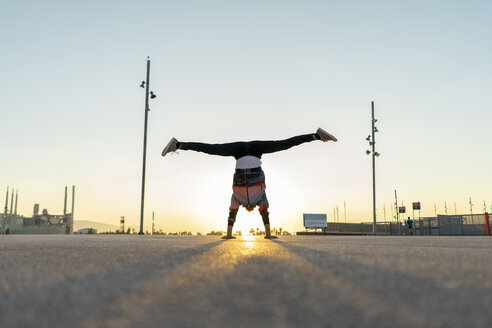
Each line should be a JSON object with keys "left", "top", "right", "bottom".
{"left": 180, "top": 133, "right": 316, "bottom": 159}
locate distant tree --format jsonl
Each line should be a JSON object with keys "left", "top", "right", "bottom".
{"left": 234, "top": 230, "right": 242, "bottom": 236}
{"left": 249, "top": 228, "right": 255, "bottom": 236}
{"left": 207, "top": 230, "right": 224, "bottom": 235}
{"left": 196, "top": 232, "right": 202, "bottom": 235}
{"left": 128, "top": 228, "right": 132, "bottom": 234}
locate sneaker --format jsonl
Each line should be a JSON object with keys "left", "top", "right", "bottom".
{"left": 316, "top": 128, "right": 337, "bottom": 142}
{"left": 161, "top": 137, "right": 178, "bottom": 156}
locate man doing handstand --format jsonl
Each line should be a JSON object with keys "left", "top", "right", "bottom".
{"left": 161, "top": 128, "right": 337, "bottom": 239}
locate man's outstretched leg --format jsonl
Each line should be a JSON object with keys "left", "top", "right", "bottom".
{"left": 161, "top": 127, "right": 337, "bottom": 157}
{"left": 162, "top": 138, "right": 240, "bottom": 157}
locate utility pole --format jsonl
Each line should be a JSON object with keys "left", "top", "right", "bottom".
{"left": 434, "top": 204, "right": 437, "bottom": 216}
{"left": 120, "top": 216, "right": 125, "bottom": 234}
{"left": 444, "top": 202, "right": 448, "bottom": 215}
{"left": 469, "top": 197, "right": 473, "bottom": 216}
{"left": 139, "top": 57, "right": 157, "bottom": 235}
{"left": 395, "top": 190, "right": 401, "bottom": 235}
{"left": 152, "top": 211, "right": 155, "bottom": 235}
{"left": 454, "top": 202, "right": 457, "bottom": 215}
{"left": 344, "top": 201, "right": 347, "bottom": 223}
{"left": 366, "top": 101, "right": 379, "bottom": 236}
{"left": 383, "top": 204, "right": 386, "bottom": 221}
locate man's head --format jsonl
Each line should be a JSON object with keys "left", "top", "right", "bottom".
{"left": 245, "top": 205, "right": 256, "bottom": 212}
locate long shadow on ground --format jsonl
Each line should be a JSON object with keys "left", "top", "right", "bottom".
{"left": 275, "top": 240, "right": 492, "bottom": 328}
{"left": 0, "top": 240, "right": 223, "bottom": 328}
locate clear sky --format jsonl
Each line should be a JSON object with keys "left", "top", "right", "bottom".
{"left": 1, "top": 0, "right": 491, "bottom": 233}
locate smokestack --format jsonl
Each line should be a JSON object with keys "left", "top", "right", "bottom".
{"left": 63, "top": 186, "right": 67, "bottom": 216}
{"left": 70, "top": 185, "right": 75, "bottom": 234}
{"left": 14, "top": 190, "right": 18, "bottom": 215}
{"left": 33, "top": 204, "right": 39, "bottom": 216}
{"left": 10, "top": 189, "right": 14, "bottom": 215}
{"left": 4, "top": 187, "right": 8, "bottom": 215}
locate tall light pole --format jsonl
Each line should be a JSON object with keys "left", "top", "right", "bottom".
{"left": 366, "top": 101, "right": 380, "bottom": 235}
{"left": 139, "top": 57, "right": 157, "bottom": 235}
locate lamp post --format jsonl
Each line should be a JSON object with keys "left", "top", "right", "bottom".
{"left": 139, "top": 57, "right": 157, "bottom": 235}
{"left": 366, "top": 101, "right": 379, "bottom": 236}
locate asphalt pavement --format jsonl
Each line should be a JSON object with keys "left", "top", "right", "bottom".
{"left": 0, "top": 235, "right": 491, "bottom": 328}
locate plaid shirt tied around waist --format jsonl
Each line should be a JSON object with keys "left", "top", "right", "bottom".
{"left": 232, "top": 167, "right": 265, "bottom": 187}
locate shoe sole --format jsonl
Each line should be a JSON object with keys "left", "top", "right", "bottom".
{"left": 317, "top": 128, "right": 337, "bottom": 142}
{"left": 161, "top": 138, "right": 177, "bottom": 156}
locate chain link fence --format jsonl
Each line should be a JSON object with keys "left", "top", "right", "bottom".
{"left": 416, "top": 214, "right": 487, "bottom": 236}
{"left": 297, "top": 214, "right": 490, "bottom": 236}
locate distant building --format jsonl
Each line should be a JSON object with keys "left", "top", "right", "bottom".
{"left": 2, "top": 186, "right": 75, "bottom": 234}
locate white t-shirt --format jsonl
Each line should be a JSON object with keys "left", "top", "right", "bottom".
{"left": 235, "top": 155, "right": 262, "bottom": 169}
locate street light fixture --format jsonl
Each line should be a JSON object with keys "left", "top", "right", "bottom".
{"left": 365, "top": 101, "right": 379, "bottom": 236}
{"left": 138, "top": 57, "right": 157, "bottom": 235}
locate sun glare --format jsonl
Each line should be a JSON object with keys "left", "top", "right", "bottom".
{"left": 233, "top": 211, "right": 265, "bottom": 236}
{"left": 241, "top": 235, "right": 256, "bottom": 255}
{"left": 243, "top": 235, "right": 255, "bottom": 242}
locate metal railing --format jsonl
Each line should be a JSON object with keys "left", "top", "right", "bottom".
{"left": 298, "top": 214, "right": 490, "bottom": 236}
{"left": 416, "top": 214, "right": 487, "bottom": 236}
